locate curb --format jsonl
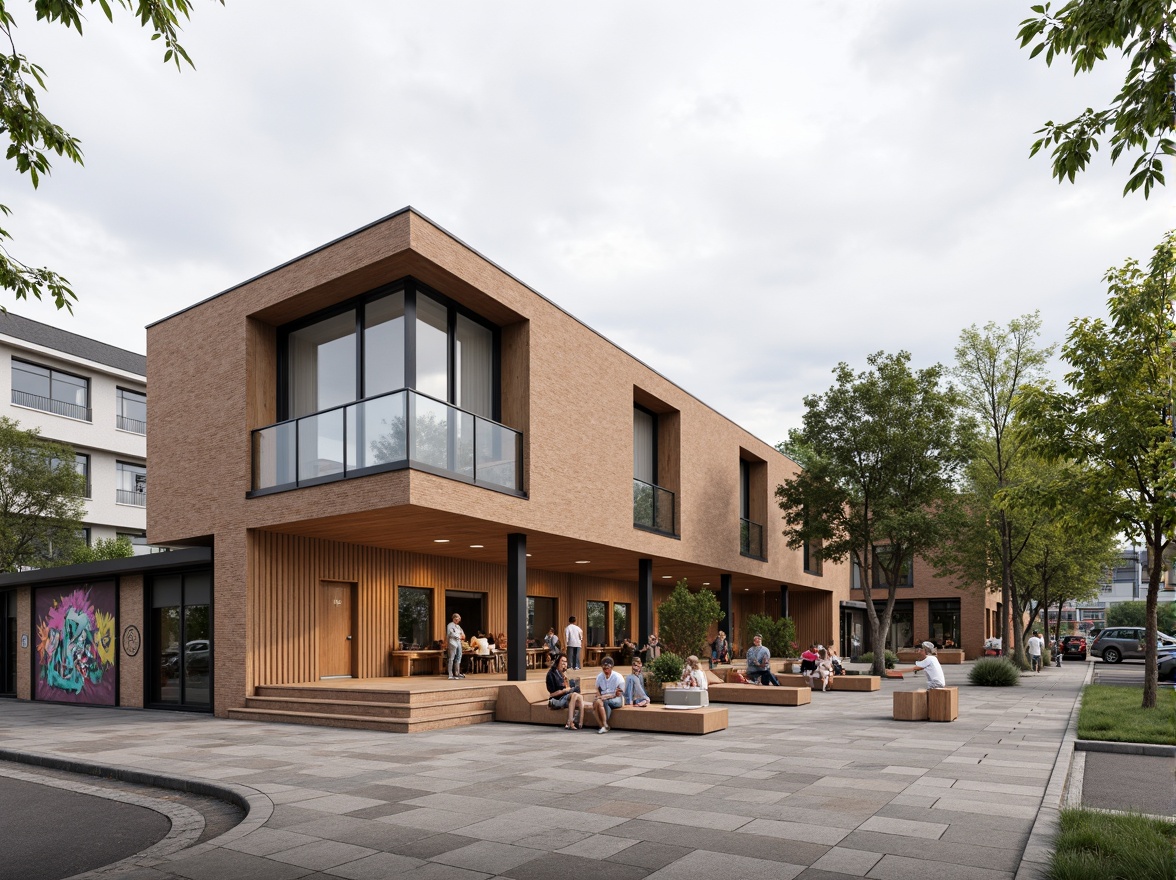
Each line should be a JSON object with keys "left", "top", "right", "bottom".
{"left": 1074, "top": 739, "right": 1176, "bottom": 758}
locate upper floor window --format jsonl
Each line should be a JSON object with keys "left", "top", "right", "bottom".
{"left": 11, "top": 359, "right": 91, "bottom": 421}
{"left": 50, "top": 451, "right": 90, "bottom": 498}
{"left": 117, "top": 388, "right": 147, "bottom": 434}
{"left": 633, "top": 404, "right": 675, "bottom": 534}
{"left": 116, "top": 460, "right": 147, "bottom": 506}
{"left": 852, "top": 548, "right": 913, "bottom": 588}
{"left": 281, "top": 282, "right": 497, "bottom": 421}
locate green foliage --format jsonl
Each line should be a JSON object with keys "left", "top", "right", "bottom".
{"left": 649, "top": 651, "right": 684, "bottom": 684}
{"left": 0, "top": 0, "right": 221, "bottom": 309}
{"left": 67, "top": 535, "right": 135, "bottom": 565}
{"left": 968, "top": 657, "right": 1022, "bottom": 687}
{"left": 1077, "top": 684, "right": 1176, "bottom": 745}
{"left": 856, "top": 651, "right": 898, "bottom": 669}
{"left": 1019, "top": 231, "right": 1176, "bottom": 709}
{"left": 1049, "top": 807, "right": 1176, "bottom": 880}
{"left": 0, "top": 416, "right": 85, "bottom": 570}
{"left": 1107, "top": 600, "right": 1176, "bottom": 634}
{"left": 1018, "top": 1, "right": 1176, "bottom": 199}
{"left": 655, "top": 580, "right": 724, "bottom": 659}
{"left": 776, "top": 350, "right": 974, "bottom": 676}
{"left": 741, "top": 613, "right": 797, "bottom": 659}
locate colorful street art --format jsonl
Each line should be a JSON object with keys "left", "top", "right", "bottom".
{"left": 34, "top": 582, "right": 116, "bottom": 705}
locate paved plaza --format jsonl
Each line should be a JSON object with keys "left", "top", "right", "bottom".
{"left": 0, "top": 662, "right": 1101, "bottom": 880}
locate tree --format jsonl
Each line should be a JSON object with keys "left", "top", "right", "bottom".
{"left": 776, "top": 351, "right": 973, "bottom": 676}
{"left": 741, "top": 612, "right": 797, "bottom": 660}
{"left": 949, "top": 315, "right": 1053, "bottom": 665}
{"left": 67, "top": 534, "right": 134, "bottom": 565}
{"left": 0, "top": 416, "right": 85, "bottom": 570}
{"left": 1018, "top": 1, "right": 1176, "bottom": 197}
{"left": 1019, "top": 230, "right": 1176, "bottom": 709}
{"left": 1106, "top": 600, "right": 1176, "bottom": 634}
{"left": 656, "top": 580, "right": 723, "bottom": 659}
{"left": 0, "top": 0, "right": 220, "bottom": 310}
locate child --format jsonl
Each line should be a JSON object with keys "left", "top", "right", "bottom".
{"left": 816, "top": 648, "right": 833, "bottom": 692}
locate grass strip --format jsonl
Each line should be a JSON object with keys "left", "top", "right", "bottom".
{"left": 1076, "top": 684, "right": 1176, "bottom": 746}
{"left": 1048, "top": 807, "right": 1176, "bottom": 880}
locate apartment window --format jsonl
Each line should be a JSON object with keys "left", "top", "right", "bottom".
{"left": 11, "top": 359, "right": 91, "bottom": 421}
{"left": 852, "top": 548, "right": 913, "bottom": 588}
{"left": 116, "top": 461, "right": 147, "bottom": 506}
{"left": 50, "top": 451, "right": 89, "bottom": 498}
{"left": 633, "top": 405, "right": 674, "bottom": 534}
{"left": 739, "top": 459, "right": 764, "bottom": 558}
{"left": 116, "top": 388, "right": 147, "bottom": 434}
{"left": 118, "top": 532, "right": 151, "bottom": 555}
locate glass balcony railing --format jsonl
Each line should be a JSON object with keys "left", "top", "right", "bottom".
{"left": 251, "top": 388, "right": 522, "bottom": 494}
{"left": 633, "top": 478, "right": 675, "bottom": 535}
{"left": 740, "top": 518, "right": 764, "bottom": 558}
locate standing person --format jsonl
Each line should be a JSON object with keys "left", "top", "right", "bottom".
{"left": 565, "top": 616, "right": 584, "bottom": 670}
{"left": 446, "top": 613, "right": 465, "bottom": 680}
{"left": 895, "top": 641, "right": 945, "bottom": 689}
{"left": 624, "top": 656, "right": 651, "bottom": 706}
{"left": 543, "top": 627, "right": 560, "bottom": 664}
{"left": 1027, "top": 630, "right": 1045, "bottom": 673}
{"left": 592, "top": 657, "right": 626, "bottom": 733}
{"left": 710, "top": 631, "right": 730, "bottom": 668}
{"left": 746, "top": 634, "right": 780, "bottom": 686}
{"left": 546, "top": 653, "right": 584, "bottom": 730}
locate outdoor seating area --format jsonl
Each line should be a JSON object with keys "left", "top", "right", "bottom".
{"left": 893, "top": 686, "right": 959, "bottom": 722}
{"left": 778, "top": 672, "right": 881, "bottom": 691}
{"left": 707, "top": 682, "right": 811, "bottom": 706}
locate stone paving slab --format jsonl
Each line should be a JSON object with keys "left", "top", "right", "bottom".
{"left": 0, "top": 662, "right": 1097, "bottom": 879}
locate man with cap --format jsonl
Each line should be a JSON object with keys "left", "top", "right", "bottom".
{"left": 592, "top": 657, "right": 626, "bottom": 733}
{"left": 896, "top": 641, "right": 945, "bottom": 689}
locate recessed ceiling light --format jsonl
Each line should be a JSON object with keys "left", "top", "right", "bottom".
{"left": 433, "top": 539, "right": 449, "bottom": 543}
{"left": 575, "top": 560, "right": 590, "bottom": 564}
{"left": 526, "top": 553, "right": 532, "bottom": 557}
{"left": 661, "top": 575, "right": 672, "bottom": 579}
{"left": 470, "top": 544, "right": 483, "bottom": 549}
{"left": 744, "top": 588, "right": 750, "bottom": 591}
{"left": 702, "top": 582, "right": 710, "bottom": 586}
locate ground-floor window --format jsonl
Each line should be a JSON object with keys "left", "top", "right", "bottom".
{"left": 613, "top": 603, "right": 631, "bottom": 644}
{"left": 929, "top": 599, "right": 961, "bottom": 648}
{"left": 445, "top": 590, "right": 485, "bottom": 639}
{"left": 150, "top": 570, "right": 211, "bottom": 709}
{"left": 840, "top": 605, "right": 865, "bottom": 660}
{"left": 527, "top": 596, "right": 556, "bottom": 646}
{"left": 586, "top": 600, "right": 608, "bottom": 646}
{"left": 398, "top": 586, "right": 433, "bottom": 649}
{"left": 1, "top": 590, "right": 16, "bottom": 696}
{"left": 870, "top": 600, "right": 913, "bottom": 653}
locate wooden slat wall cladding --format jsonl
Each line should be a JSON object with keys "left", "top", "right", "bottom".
{"left": 248, "top": 531, "right": 643, "bottom": 687}
{"left": 791, "top": 590, "right": 834, "bottom": 651}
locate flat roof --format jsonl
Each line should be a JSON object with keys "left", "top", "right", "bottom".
{"left": 0, "top": 547, "right": 211, "bottom": 588}
{"left": 0, "top": 311, "right": 146, "bottom": 377}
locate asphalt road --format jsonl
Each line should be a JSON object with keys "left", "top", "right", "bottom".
{"left": 0, "top": 773, "right": 170, "bottom": 880}
{"left": 1082, "top": 751, "right": 1176, "bottom": 816}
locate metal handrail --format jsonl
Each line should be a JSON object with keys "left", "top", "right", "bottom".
{"left": 740, "top": 517, "right": 764, "bottom": 558}
{"left": 117, "top": 415, "right": 146, "bottom": 434}
{"left": 12, "top": 389, "right": 91, "bottom": 422}
{"left": 633, "top": 477, "right": 676, "bottom": 535}
{"left": 116, "top": 489, "right": 147, "bottom": 506}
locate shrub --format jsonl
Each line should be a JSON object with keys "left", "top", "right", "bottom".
{"left": 969, "top": 657, "right": 1021, "bottom": 687}
{"left": 657, "top": 580, "right": 724, "bottom": 658}
{"left": 649, "top": 651, "right": 684, "bottom": 684}
{"left": 741, "top": 612, "right": 797, "bottom": 659}
{"left": 856, "top": 651, "right": 897, "bottom": 669}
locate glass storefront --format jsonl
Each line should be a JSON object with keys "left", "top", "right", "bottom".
{"left": 929, "top": 599, "right": 961, "bottom": 648}
{"left": 1, "top": 590, "right": 15, "bottom": 696}
{"left": 150, "top": 571, "right": 211, "bottom": 709}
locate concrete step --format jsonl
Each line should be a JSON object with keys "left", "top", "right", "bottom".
{"left": 243, "top": 695, "right": 496, "bottom": 719}
{"left": 226, "top": 706, "right": 495, "bottom": 734}
{"left": 254, "top": 684, "right": 501, "bottom": 706}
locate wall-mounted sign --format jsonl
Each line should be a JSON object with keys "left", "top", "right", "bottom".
{"left": 122, "top": 625, "right": 141, "bottom": 658}
{"left": 21, "top": 633, "right": 27, "bottom": 649}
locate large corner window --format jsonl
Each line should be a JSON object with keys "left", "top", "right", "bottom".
{"left": 12, "top": 358, "right": 91, "bottom": 421}
{"left": 633, "top": 405, "right": 675, "bottom": 535}
{"left": 116, "top": 388, "right": 147, "bottom": 434}
{"left": 253, "top": 281, "right": 520, "bottom": 495}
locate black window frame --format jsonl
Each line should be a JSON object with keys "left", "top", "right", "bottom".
{"left": 277, "top": 278, "right": 501, "bottom": 423}
{"left": 146, "top": 568, "right": 213, "bottom": 712}
{"left": 116, "top": 387, "right": 147, "bottom": 434}
{"left": 11, "top": 357, "right": 92, "bottom": 422}
{"left": 116, "top": 460, "right": 147, "bottom": 506}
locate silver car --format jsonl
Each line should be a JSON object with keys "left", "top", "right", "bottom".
{"left": 1090, "top": 627, "right": 1176, "bottom": 663}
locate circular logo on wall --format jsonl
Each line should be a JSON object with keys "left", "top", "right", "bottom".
{"left": 122, "top": 625, "right": 141, "bottom": 658}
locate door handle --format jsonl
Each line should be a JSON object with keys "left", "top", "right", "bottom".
{"left": 346, "top": 636, "right": 352, "bottom": 640}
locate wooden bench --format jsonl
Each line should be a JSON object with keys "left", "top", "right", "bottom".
{"left": 778, "top": 673, "right": 881, "bottom": 692}
{"left": 897, "top": 648, "right": 964, "bottom": 665}
{"left": 494, "top": 680, "right": 728, "bottom": 735}
{"left": 928, "top": 686, "right": 959, "bottom": 721}
{"left": 391, "top": 649, "right": 445, "bottom": 676}
{"left": 708, "top": 683, "right": 810, "bottom": 706}
{"left": 893, "top": 689, "right": 928, "bottom": 720}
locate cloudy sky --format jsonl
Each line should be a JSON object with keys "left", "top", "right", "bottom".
{"left": 4, "top": 1, "right": 1172, "bottom": 445}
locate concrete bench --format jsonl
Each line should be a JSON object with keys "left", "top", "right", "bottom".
{"left": 778, "top": 673, "right": 881, "bottom": 692}
{"left": 494, "top": 680, "right": 728, "bottom": 735}
{"left": 708, "top": 683, "right": 810, "bottom": 706}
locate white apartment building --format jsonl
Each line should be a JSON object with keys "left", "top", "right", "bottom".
{"left": 0, "top": 312, "right": 148, "bottom": 552}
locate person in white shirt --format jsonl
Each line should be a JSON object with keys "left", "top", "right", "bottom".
{"left": 896, "top": 641, "right": 945, "bottom": 689}
{"left": 1027, "top": 630, "right": 1045, "bottom": 673}
{"left": 592, "top": 657, "right": 625, "bottom": 733}
{"left": 445, "top": 613, "right": 465, "bottom": 680}
{"left": 679, "top": 655, "right": 708, "bottom": 689}
{"left": 565, "top": 616, "right": 584, "bottom": 670}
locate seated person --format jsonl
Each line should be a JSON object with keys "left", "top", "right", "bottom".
{"left": 546, "top": 653, "right": 585, "bottom": 729}
{"left": 815, "top": 648, "right": 833, "bottom": 691}
{"left": 680, "top": 655, "right": 708, "bottom": 689}
{"left": 617, "top": 638, "right": 635, "bottom": 666}
{"left": 496, "top": 632, "right": 507, "bottom": 651}
{"left": 828, "top": 645, "right": 845, "bottom": 676}
{"left": 799, "top": 643, "right": 820, "bottom": 686}
{"left": 746, "top": 634, "right": 780, "bottom": 686}
{"left": 624, "top": 657, "right": 650, "bottom": 707}
{"left": 592, "top": 657, "right": 626, "bottom": 733}
{"left": 476, "top": 632, "right": 491, "bottom": 656}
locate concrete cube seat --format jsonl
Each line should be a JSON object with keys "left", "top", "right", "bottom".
{"left": 893, "top": 689, "right": 929, "bottom": 721}
{"left": 708, "top": 683, "right": 810, "bottom": 706}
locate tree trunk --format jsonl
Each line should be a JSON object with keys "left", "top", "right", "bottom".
{"left": 1143, "top": 535, "right": 1164, "bottom": 709}
{"left": 1000, "top": 512, "right": 1013, "bottom": 657}
{"left": 1009, "top": 580, "right": 1028, "bottom": 668}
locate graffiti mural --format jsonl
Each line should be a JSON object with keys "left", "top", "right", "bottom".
{"left": 34, "top": 582, "right": 116, "bottom": 705}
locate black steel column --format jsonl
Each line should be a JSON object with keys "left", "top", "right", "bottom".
{"left": 780, "top": 585, "right": 789, "bottom": 619}
{"left": 720, "top": 574, "right": 733, "bottom": 641}
{"left": 506, "top": 533, "right": 527, "bottom": 681}
{"left": 638, "top": 559, "right": 653, "bottom": 647}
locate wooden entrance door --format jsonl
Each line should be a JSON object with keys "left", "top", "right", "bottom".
{"left": 319, "top": 581, "right": 355, "bottom": 678}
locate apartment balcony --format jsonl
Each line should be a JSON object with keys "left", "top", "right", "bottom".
{"left": 117, "top": 489, "right": 147, "bottom": 507}
{"left": 117, "top": 415, "right": 147, "bottom": 435}
{"left": 740, "top": 517, "right": 764, "bottom": 559}
{"left": 250, "top": 388, "right": 523, "bottom": 495}
{"left": 633, "top": 478, "right": 675, "bottom": 536}
{"left": 11, "top": 389, "right": 91, "bottom": 422}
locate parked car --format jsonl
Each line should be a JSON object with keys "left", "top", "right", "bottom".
{"left": 1060, "top": 635, "right": 1087, "bottom": 661}
{"left": 1158, "top": 648, "right": 1176, "bottom": 683}
{"left": 1090, "top": 627, "right": 1176, "bottom": 663}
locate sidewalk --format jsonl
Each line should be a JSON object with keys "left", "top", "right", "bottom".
{"left": 0, "top": 662, "right": 1092, "bottom": 880}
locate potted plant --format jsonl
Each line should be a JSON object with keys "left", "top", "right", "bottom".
{"left": 646, "top": 652, "right": 684, "bottom": 703}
